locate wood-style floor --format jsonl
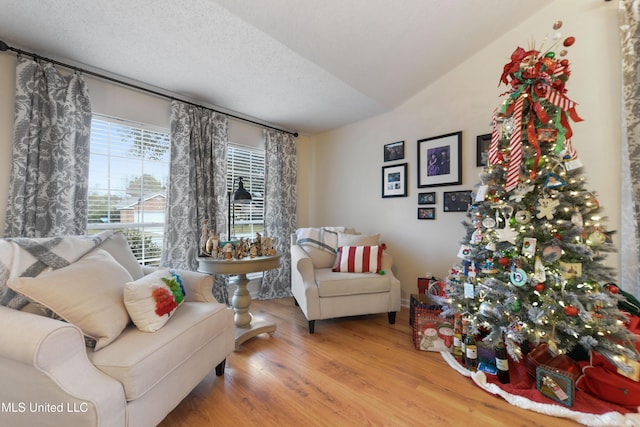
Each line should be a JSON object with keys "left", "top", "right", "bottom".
{"left": 159, "top": 298, "right": 579, "bottom": 427}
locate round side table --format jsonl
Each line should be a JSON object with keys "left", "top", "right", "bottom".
{"left": 197, "top": 254, "right": 281, "bottom": 349}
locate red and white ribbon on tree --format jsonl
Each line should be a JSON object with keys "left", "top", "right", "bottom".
{"left": 505, "top": 96, "right": 524, "bottom": 192}
{"left": 488, "top": 111, "right": 501, "bottom": 166}
{"left": 564, "top": 138, "right": 578, "bottom": 160}
{"left": 546, "top": 89, "right": 582, "bottom": 124}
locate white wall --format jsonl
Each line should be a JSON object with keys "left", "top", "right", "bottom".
{"left": 305, "top": 0, "right": 622, "bottom": 304}
{"left": 86, "top": 76, "right": 170, "bottom": 128}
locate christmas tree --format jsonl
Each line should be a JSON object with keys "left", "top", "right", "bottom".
{"left": 442, "top": 21, "right": 638, "bottom": 371}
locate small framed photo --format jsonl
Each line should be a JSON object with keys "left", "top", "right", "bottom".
{"left": 418, "top": 192, "right": 436, "bottom": 205}
{"left": 476, "top": 133, "right": 492, "bottom": 167}
{"left": 418, "top": 207, "right": 435, "bottom": 220}
{"left": 560, "top": 262, "right": 582, "bottom": 279}
{"left": 417, "top": 131, "right": 462, "bottom": 188}
{"left": 382, "top": 163, "right": 408, "bottom": 198}
{"left": 536, "top": 366, "right": 575, "bottom": 407}
{"left": 443, "top": 190, "right": 472, "bottom": 212}
{"left": 384, "top": 141, "right": 405, "bottom": 162}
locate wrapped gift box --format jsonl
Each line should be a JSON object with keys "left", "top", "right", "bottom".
{"left": 412, "top": 304, "right": 454, "bottom": 352}
{"left": 409, "top": 293, "right": 434, "bottom": 326}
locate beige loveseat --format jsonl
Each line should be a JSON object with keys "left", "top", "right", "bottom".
{"left": 291, "top": 227, "right": 401, "bottom": 333}
{"left": 0, "top": 232, "right": 235, "bottom": 427}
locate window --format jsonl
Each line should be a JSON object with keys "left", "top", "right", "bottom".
{"left": 87, "top": 119, "right": 264, "bottom": 263}
{"left": 87, "top": 115, "right": 170, "bottom": 266}
{"left": 227, "top": 143, "right": 265, "bottom": 239}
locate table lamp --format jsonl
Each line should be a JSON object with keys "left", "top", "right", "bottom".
{"left": 228, "top": 177, "right": 252, "bottom": 239}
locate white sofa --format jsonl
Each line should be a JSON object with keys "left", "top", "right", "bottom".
{"left": 291, "top": 227, "right": 401, "bottom": 333}
{"left": 0, "top": 232, "right": 235, "bottom": 427}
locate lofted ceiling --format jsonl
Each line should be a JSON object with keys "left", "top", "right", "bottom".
{"left": 0, "top": 0, "right": 552, "bottom": 135}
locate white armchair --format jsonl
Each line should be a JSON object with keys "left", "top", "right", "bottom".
{"left": 0, "top": 232, "right": 235, "bottom": 427}
{"left": 290, "top": 227, "right": 401, "bottom": 333}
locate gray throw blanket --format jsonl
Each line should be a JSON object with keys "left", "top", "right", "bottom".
{"left": 0, "top": 230, "right": 114, "bottom": 309}
{"left": 295, "top": 226, "right": 345, "bottom": 254}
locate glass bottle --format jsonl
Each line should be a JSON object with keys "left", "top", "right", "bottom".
{"left": 453, "top": 314, "right": 463, "bottom": 363}
{"left": 461, "top": 318, "right": 467, "bottom": 366}
{"left": 495, "top": 340, "right": 510, "bottom": 384}
{"left": 464, "top": 322, "right": 477, "bottom": 371}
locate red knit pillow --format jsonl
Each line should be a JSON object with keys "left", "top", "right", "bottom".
{"left": 576, "top": 365, "right": 640, "bottom": 409}
{"left": 332, "top": 245, "right": 383, "bottom": 273}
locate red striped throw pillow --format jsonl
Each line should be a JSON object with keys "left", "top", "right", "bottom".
{"left": 332, "top": 245, "right": 383, "bottom": 273}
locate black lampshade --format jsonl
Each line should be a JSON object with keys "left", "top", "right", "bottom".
{"left": 233, "top": 177, "right": 252, "bottom": 204}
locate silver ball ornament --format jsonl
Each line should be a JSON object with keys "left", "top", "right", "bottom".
{"left": 479, "top": 301, "right": 496, "bottom": 318}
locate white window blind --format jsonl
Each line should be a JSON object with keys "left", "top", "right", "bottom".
{"left": 87, "top": 115, "right": 170, "bottom": 265}
{"left": 227, "top": 143, "right": 265, "bottom": 239}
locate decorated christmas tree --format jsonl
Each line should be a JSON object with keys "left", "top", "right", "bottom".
{"left": 442, "top": 21, "right": 638, "bottom": 371}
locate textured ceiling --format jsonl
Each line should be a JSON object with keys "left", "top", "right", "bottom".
{"left": 0, "top": 0, "right": 552, "bottom": 135}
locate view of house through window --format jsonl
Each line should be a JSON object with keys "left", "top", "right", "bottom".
{"left": 227, "top": 143, "right": 265, "bottom": 239}
{"left": 87, "top": 115, "right": 170, "bottom": 265}
{"left": 87, "top": 116, "right": 266, "bottom": 265}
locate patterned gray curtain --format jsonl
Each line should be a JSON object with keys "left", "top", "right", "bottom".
{"left": 162, "top": 101, "right": 229, "bottom": 304}
{"left": 619, "top": 0, "right": 640, "bottom": 299}
{"left": 258, "top": 129, "right": 296, "bottom": 300}
{"left": 4, "top": 57, "right": 92, "bottom": 237}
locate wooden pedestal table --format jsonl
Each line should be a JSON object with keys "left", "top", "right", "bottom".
{"left": 197, "top": 254, "right": 281, "bottom": 349}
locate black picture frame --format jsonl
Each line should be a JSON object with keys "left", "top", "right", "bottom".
{"left": 418, "top": 192, "right": 436, "bottom": 205}
{"left": 417, "top": 131, "right": 462, "bottom": 188}
{"left": 384, "top": 140, "right": 405, "bottom": 162}
{"left": 476, "top": 133, "right": 492, "bottom": 167}
{"left": 418, "top": 207, "right": 435, "bottom": 220}
{"left": 382, "top": 163, "right": 408, "bottom": 198}
{"left": 443, "top": 190, "right": 472, "bottom": 212}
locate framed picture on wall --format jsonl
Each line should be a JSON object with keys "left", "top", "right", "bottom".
{"left": 476, "top": 133, "right": 491, "bottom": 167}
{"left": 418, "top": 192, "right": 436, "bottom": 205}
{"left": 418, "top": 207, "right": 435, "bottom": 220}
{"left": 384, "top": 140, "right": 405, "bottom": 162}
{"left": 417, "top": 131, "right": 462, "bottom": 188}
{"left": 382, "top": 163, "right": 408, "bottom": 198}
{"left": 443, "top": 190, "right": 472, "bottom": 212}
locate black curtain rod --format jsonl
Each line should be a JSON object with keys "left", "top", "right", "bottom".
{"left": 0, "top": 40, "right": 299, "bottom": 137}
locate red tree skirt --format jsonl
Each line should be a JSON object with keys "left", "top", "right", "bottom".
{"left": 441, "top": 351, "right": 640, "bottom": 426}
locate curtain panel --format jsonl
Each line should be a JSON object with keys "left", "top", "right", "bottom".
{"left": 4, "top": 57, "right": 92, "bottom": 237}
{"left": 259, "top": 129, "right": 297, "bottom": 300}
{"left": 162, "top": 101, "right": 229, "bottom": 304}
{"left": 619, "top": 0, "right": 640, "bottom": 298}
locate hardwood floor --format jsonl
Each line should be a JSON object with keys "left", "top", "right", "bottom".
{"left": 159, "top": 298, "right": 579, "bottom": 427}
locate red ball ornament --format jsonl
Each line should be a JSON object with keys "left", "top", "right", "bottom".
{"left": 534, "top": 283, "right": 545, "bottom": 292}
{"left": 560, "top": 59, "right": 569, "bottom": 66}
{"left": 564, "top": 305, "right": 579, "bottom": 316}
{"left": 498, "top": 257, "right": 510, "bottom": 267}
{"left": 605, "top": 284, "right": 619, "bottom": 294}
{"left": 563, "top": 37, "right": 575, "bottom": 47}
